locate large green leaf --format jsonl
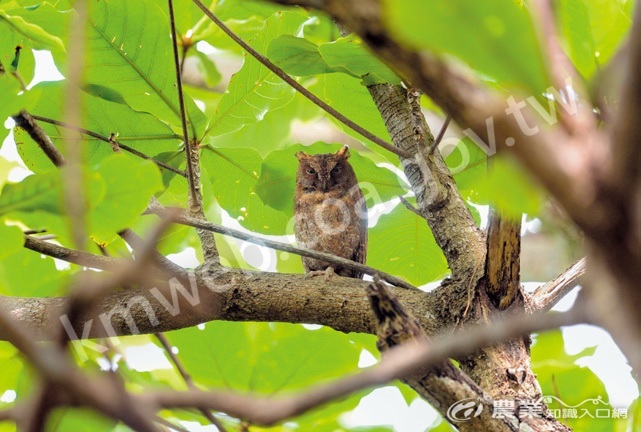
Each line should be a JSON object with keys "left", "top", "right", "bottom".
{"left": 204, "top": 11, "right": 306, "bottom": 137}
{"left": 80, "top": 0, "right": 205, "bottom": 136}
{"left": 532, "top": 329, "right": 622, "bottom": 432}
{"left": 557, "top": 0, "right": 632, "bottom": 79}
{"left": 483, "top": 155, "right": 543, "bottom": 219}
{"left": 88, "top": 153, "right": 164, "bottom": 245}
{"left": 368, "top": 204, "right": 448, "bottom": 286}
{"left": 268, "top": 34, "right": 400, "bottom": 85}
{"left": 0, "top": 9, "right": 64, "bottom": 52}
{"left": 384, "top": 0, "right": 550, "bottom": 93}
{"left": 166, "top": 322, "right": 362, "bottom": 392}
{"left": 308, "top": 73, "right": 395, "bottom": 162}
{"left": 0, "top": 171, "right": 62, "bottom": 215}
{"left": 0, "top": 247, "right": 68, "bottom": 296}
{"left": 201, "top": 147, "right": 290, "bottom": 235}
{"left": 18, "top": 82, "right": 181, "bottom": 173}
{"left": 0, "top": 223, "right": 23, "bottom": 260}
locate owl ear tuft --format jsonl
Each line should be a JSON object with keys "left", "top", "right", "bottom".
{"left": 336, "top": 145, "right": 350, "bottom": 159}
{"left": 295, "top": 151, "right": 309, "bottom": 161}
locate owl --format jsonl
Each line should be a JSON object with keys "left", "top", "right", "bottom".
{"left": 294, "top": 146, "right": 368, "bottom": 279}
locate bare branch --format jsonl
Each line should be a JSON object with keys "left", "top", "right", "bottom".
{"left": 528, "top": 258, "right": 585, "bottom": 313}
{"left": 23, "top": 235, "right": 126, "bottom": 272}
{"left": 148, "top": 202, "right": 418, "bottom": 290}
{"left": 31, "top": 115, "right": 186, "bottom": 177}
{"left": 12, "top": 111, "right": 65, "bottom": 167}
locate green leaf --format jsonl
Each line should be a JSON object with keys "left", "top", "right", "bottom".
{"left": 0, "top": 10, "right": 65, "bottom": 52}
{"left": 0, "top": 223, "right": 23, "bottom": 260}
{"left": 384, "top": 0, "right": 550, "bottom": 93}
{"left": 201, "top": 147, "right": 290, "bottom": 235}
{"left": 0, "top": 171, "right": 62, "bottom": 215}
{"left": 557, "top": 0, "right": 598, "bottom": 79}
{"left": 532, "top": 329, "right": 620, "bottom": 432}
{"left": 0, "top": 75, "right": 37, "bottom": 128}
{"left": 18, "top": 82, "right": 181, "bottom": 173}
{"left": 192, "top": 49, "right": 222, "bottom": 88}
{"left": 369, "top": 204, "right": 449, "bottom": 285}
{"left": 319, "top": 35, "right": 401, "bottom": 84}
{"left": 81, "top": 0, "right": 205, "bottom": 136}
{"left": 308, "top": 73, "right": 395, "bottom": 162}
{"left": 483, "top": 155, "right": 543, "bottom": 218}
{"left": 88, "top": 153, "right": 164, "bottom": 245}
{"left": 268, "top": 34, "right": 401, "bottom": 85}
{"left": 267, "top": 35, "right": 337, "bottom": 77}
{"left": 47, "top": 408, "right": 116, "bottom": 432}
{"left": 166, "top": 322, "right": 361, "bottom": 392}
{"left": 0, "top": 247, "right": 67, "bottom": 296}
{"left": 445, "top": 137, "right": 487, "bottom": 204}
{"left": 204, "top": 11, "right": 306, "bottom": 137}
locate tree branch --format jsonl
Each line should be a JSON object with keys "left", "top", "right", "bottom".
{"left": 23, "top": 235, "right": 126, "bottom": 272}
{"left": 148, "top": 202, "right": 418, "bottom": 290}
{"left": 30, "top": 115, "right": 186, "bottom": 177}
{"left": 528, "top": 258, "right": 585, "bottom": 313}
{"left": 484, "top": 207, "right": 522, "bottom": 310}
{"left": 12, "top": 111, "right": 65, "bottom": 167}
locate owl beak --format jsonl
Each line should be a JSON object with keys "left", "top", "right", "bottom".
{"left": 320, "top": 177, "right": 328, "bottom": 192}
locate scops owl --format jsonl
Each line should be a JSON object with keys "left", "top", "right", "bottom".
{"left": 294, "top": 146, "right": 368, "bottom": 279}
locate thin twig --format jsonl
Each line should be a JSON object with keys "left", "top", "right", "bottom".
{"left": 31, "top": 115, "right": 186, "bottom": 177}
{"left": 190, "top": 0, "right": 411, "bottom": 159}
{"left": 119, "top": 228, "right": 190, "bottom": 278}
{"left": 148, "top": 203, "right": 418, "bottom": 290}
{"left": 12, "top": 111, "right": 66, "bottom": 167}
{"left": 155, "top": 333, "right": 229, "bottom": 432}
{"left": 168, "top": 0, "right": 199, "bottom": 204}
{"left": 428, "top": 115, "right": 451, "bottom": 154}
{"left": 398, "top": 196, "right": 422, "bottom": 217}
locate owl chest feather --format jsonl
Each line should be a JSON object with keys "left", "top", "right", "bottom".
{"left": 294, "top": 190, "right": 364, "bottom": 260}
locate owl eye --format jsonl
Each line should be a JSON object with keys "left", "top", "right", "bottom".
{"left": 306, "top": 167, "right": 316, "bottom": 175}
{"left": 331, "top": 166, "right": 341, "bottom": 174}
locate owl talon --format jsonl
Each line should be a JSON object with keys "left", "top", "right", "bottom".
{"left": 304, "top": 267, "right": 336, "bottom": 282}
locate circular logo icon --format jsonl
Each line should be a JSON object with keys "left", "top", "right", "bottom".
{"left": 446, "top": 398, "right": 484, "bottom": 423}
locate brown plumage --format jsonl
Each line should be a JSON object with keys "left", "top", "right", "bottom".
{"left": 294, "top": 146, "right": 368, "bottom": 279}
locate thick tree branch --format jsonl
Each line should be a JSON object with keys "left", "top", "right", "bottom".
{"left": 367, "top": 83, "right": 486, "bottom": 280}
{"left": 485, "top": 208, "right": 522, "bottom": 310}
{"left": 609, "top": 0, "right": 641, "bottom": 196}
{"left": 0, "top": 268, "right": 436, "bottom": 342}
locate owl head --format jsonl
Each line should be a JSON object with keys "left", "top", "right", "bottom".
{"left": 295, "top": 146, "right": 358, "bottom": 193}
